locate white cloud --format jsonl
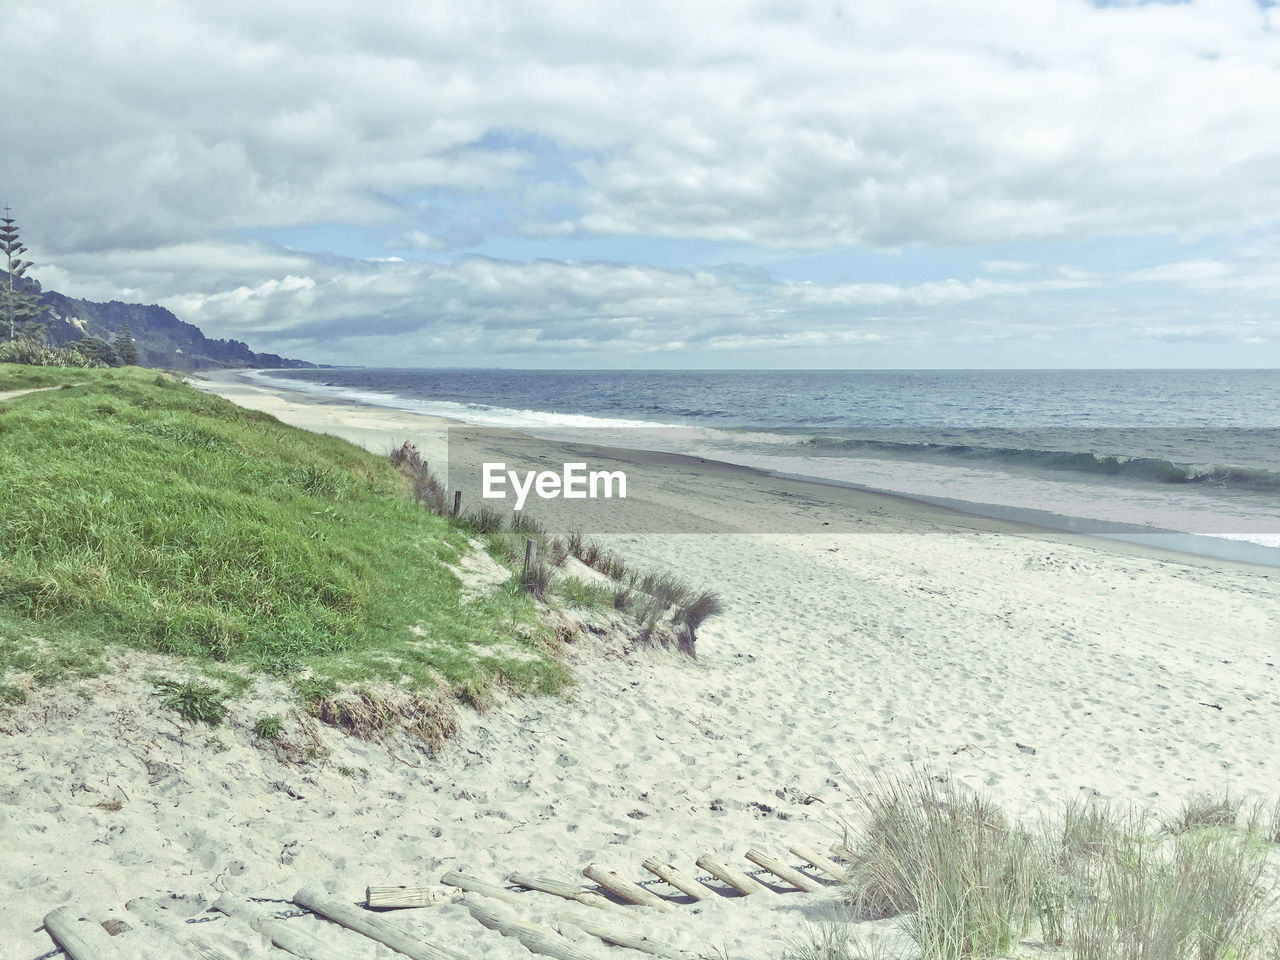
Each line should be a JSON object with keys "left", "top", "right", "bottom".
{"left": 4, "top": 0, "right": 1279, "bottom": 363}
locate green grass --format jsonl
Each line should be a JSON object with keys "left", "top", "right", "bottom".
{"left": 0, "top": 364, "right": 82, "bottom": 392}
{"left": 0, "top": 365, "right": 567, "bottom": 724}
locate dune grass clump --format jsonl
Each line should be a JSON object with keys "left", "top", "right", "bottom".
{"left": 252, "top": 714, "right": 283, "bottom": 741}
{"left": 153, "top": 678, "right": 229, "bottom": 726}
{"left": 0, "top": 366, "right": 566, "bottom": 732}
{"left": 844, "top": 768, "right": 1039, "bottom": 959}
{"left": 827, "top": 768, "right": 1279, "bottom": 960}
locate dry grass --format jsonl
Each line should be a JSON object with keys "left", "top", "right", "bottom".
{"left": 843, "top": 767, "right": 1038, "bottom": 959}
{"left": 311, "top": 681, "right": 458, "bottom": 751}
{"left": 828, "top": 770, "right": 1278, "bottom": 960}
{"left": 390, "top": 440, "right": 448, "bottom": 514}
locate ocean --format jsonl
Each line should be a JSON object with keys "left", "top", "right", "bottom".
{"left": 260, "top": 368, "right": 1280, "bottom": 565}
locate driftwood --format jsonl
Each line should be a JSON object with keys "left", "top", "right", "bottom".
{"left": 789, "top": 843, "right": 849, "bottom": 881}
{"left": 440, "top": 870, "right": 530, "bottom": 907}
{"left": 693, "top": 854, "right": 773, "bottom": 896}
{"left": 365, "top": 885, "right": 446, "bottom": 909}
{"left": 507, "top": 873, "right": 629, "bottom": 913}
{"left": 640, "top": 858, "right": 719, "bottom": 902}
{"left": 559, "top": 911, "right": 695, "bottom": 959}
{"left": 42, "top": 907, "right": 123, "bottom": 960}
{"left": 582, "top": 865, "right": 675, "bottom": 912}
{"left": 461, "top": 895, "right": 599, "bottom": 960}
{"left": 744, "top": 849, "right": 824, "bottom": 892}
{"left": 127, "top": 897, "right": 237, "bottom": 960}
{"left": 214, "top": 896, "right": 347, "bottom": 960}
{"left": 293, "top": 886, "right": 463, "bottom": 960}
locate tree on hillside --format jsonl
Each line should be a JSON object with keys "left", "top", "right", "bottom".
{"left": 112, "top": 325, "right": 138, "bottom": 366}
{"left": 1, "top": 208, "right": 47, "bottom": 341}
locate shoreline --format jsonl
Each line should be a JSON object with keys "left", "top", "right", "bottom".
{"left": 199, "top": 368, "right": 1280, "bottom": 576}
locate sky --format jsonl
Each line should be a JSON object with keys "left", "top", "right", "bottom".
{"left": 4, "top": 0, "right": 1280, "bottom": 369}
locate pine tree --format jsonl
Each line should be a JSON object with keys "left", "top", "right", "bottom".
{"left": 1, "top": 208, "right": 46, "bottom": 341}
{"left": 111, "top": 325, "right": 139, "bottom": 366}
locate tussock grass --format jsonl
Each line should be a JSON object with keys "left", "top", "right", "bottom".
{"left": 826, "top": 768, "right": 1279, "bottom": 960}
{"left": 0, "top": 365, "right": 567, "bottom": 733}
{"left": 844, "top": 767, "right": 1038, "bottom": 959}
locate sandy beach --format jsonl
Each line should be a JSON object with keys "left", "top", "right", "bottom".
{"left": 4, "top": 371, "right": 1280, "bottom": 959}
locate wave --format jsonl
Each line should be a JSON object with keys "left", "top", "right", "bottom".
{"left": 797, "top": 435, "right": 1280, "bottom": 493}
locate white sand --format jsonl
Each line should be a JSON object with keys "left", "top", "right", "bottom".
{"left": 3, "top": 371, "right": 1280, "bottom": 959}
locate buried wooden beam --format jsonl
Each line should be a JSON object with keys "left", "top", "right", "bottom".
{"left": 127, "top": 897, "right": 237, "bottom": 960}
{"left": 558, "top": 911, "right": 695, "bottom": 960}
{"left": 214, "top": 896, "right": 347, "bottom": 960}
{"left": 829, "top": 842, "right": 857, "bottom": 863}
{"left": 460, "top": 895, "right": 598, "bottom": 960}
{"left": 452, "top": 490, "right": 462, "bottom": 518}
{"left": 440, "top": 870, "right": 529, "bottom": 907}
{"left": 743, "top": 849, "right": 824, "bottom": 893}
{"left": 365, "top": 886, "right": 446, "bottom": 910}
{"left": 639, "top": 858, "right": 719, "bottom": 903}
{"left": 788, "top": 843, "right": 850, "bottom": 882}
{"left": 292, "top": 886, "right": 463, "bottom": 960}
{"left": 507, "top": 873, "right": 628, "bottom": 913}
{"left": 693, "top": 854, "right": 773, "bottom": 896}
{"left": 582, "top": 865, "right": 676, "bottom": 912}
{"left": 42, "top": 907, "right": 124, "bottom": 960}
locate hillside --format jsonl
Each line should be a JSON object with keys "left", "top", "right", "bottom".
{"left": 9, "top": 275, "right": 317, "bottom": 370}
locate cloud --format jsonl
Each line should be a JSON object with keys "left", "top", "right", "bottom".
{"left": 3, "top": 0, "right": 1278, "bottom": 364}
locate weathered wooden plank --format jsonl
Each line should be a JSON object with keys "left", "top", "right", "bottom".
{"left": 640, "top": 858, "right": 719, "bottom": 902}
{"left": 507, "top": 873, "right": 628, "bottom": 913}
{"left": 743, "top": 849, "right": 824, "bottom": 893}
{"left": 127, "top": 897, "right": 237, "bottom": 960}
{"left": 693, "top": 854, "right": 773, "bottom": 896}
{"left": 292, "top": 886, "right": 463, "bottom": 960}
{"left": 439, "top": 871, "right": 528, "bottom": 907}
{"left": 365, "top": 885, "right": 446, "bottom": 909}
{"left": 43, "top": 907, "right": 124, "bottom": 960}
{"left": 789, "top": 844, "right": 849, "bottom": 882}
{"left": 461, "top": 895, "right": 599, "bottom": 960}
{"left": 214, "top": 896, "right": 346, "bottom": 960}
{"left": 582, "top": 865, "right": 675, "bottom": 912}
{"left": 558, "top": 911, "right": 694, "bottom": 959}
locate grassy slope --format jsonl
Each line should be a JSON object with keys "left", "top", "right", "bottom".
{"left": 0, "top": 366, "right": 566, "bottom": 710}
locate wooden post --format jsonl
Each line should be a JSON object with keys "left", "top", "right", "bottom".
{"left": 293, "top": 886, "right": 463, "bottom": 960}
{"left": 43, "top": 906, "right": 124, "bottom": 960}
{"left": 789, "top": 843, "right": 849, "bottom": 882}
{"left": 507, "top": 873, "right": 628, "bottom": 913}
{"left": 743, "top": 849, "right": 824, "bottom": 893}
{"left": 559, "top": 912, "right": 695, "bottom": 959}
{"left": 461, "top": 895, "right": 598, "bottom": 960}
{"left": 830, "top": 842, "right": 857, "bottom": 862}
{"left": 522, "top": 539, "right": 536, "bottom": 579}
{"left": 365, "top": 885, "right": 446, "bottom": 909}
{"left": 640, "top": 858, "right": 720, "bottom": 902}
{"left": 214, "top": 896, "right": 347, "bottom": 960}
{"left": 127, "top": 898, "right": 236, "bottom": 960}
{"left": 694, "top": 854, "right": 773, "bottom": 896}
{"left": 582, "top": 865, "right": 675, "bottom": 912}
{"left": 440, "top": 870, "right": 529, "bottom": 907}
{"left": 452, "top": 490, "right": 461, "bottom": 517}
